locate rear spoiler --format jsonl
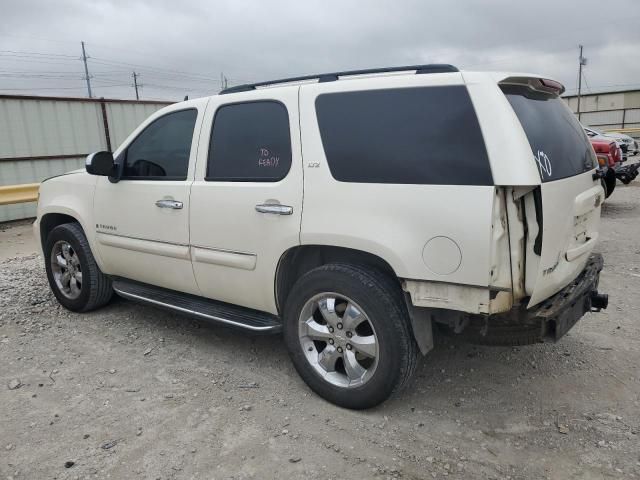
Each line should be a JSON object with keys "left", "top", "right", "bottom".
{"left": 498, "top": 76, "right": 565, "bottom": 96}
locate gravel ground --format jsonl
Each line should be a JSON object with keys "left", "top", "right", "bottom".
{"left": 1, "top": 183, "right": 640, "bottom": 480}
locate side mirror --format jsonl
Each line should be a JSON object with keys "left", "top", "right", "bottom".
{"left": 86, "top": 151, "right": 115, "bottom": 176}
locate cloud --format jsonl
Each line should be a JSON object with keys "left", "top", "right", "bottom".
{"left": 1, "top": 0, "right": 638, "bottom": 100}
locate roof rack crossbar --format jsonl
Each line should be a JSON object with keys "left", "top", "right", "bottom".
{"left": 220, "top": 64, "right": 459, "bottom": 94}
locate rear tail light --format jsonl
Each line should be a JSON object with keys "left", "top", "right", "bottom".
{"left": 605, "top": 144, "right": 618, "bottom": 167}
{"left": 596, "top": 154, "right": 608, "bottom": 167}
{"left": 609, "top": 143, "right": 621, "bottom": 164}
{"left": 539, "top": 78, "right": 565, "bottom": 94}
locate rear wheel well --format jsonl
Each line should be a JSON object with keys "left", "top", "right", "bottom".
{"left": 39, "top": 213, "right": 79, "bottom": 248}
{"left": 275, "top": 245, "right": 398, "bottom": 313}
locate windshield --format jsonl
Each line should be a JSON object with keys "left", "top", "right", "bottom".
{"left": 502, "top": 85, "right": 596, "bottom": 182}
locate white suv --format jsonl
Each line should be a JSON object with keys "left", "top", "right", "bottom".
{"left": 34, "top": 65, "right": 608, "bottom": 409}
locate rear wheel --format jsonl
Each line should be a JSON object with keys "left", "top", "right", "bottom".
{"left": 44, "top": 223, "right": 113, "bottom": 312}
{"left": 283, "top": 264, "right": 418, "bottom": 409}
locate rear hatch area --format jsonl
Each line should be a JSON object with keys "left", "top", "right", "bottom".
{"left": 501, "top": 79, "right": 604, "bottom": 307}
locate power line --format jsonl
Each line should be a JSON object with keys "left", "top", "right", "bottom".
{"left": 142, "top": 82, "right": 210, "bottom": 92}
{"left": 564, "top": 82, "right": 640, "bottom": 94}
{"left": 0, "top": 57, "right": 80, "bottom": 65}
{"left": 89, "top": 57, "right": 219, "bottom": 82}
{"left": 0, "top": 73, "right": 83, "bottom": 78}
{"left": 0, "top": 47, "right": 259, "bottom": 95}
{"left": 0, "top": 50, "right": 223, "bottom": 84}
{"left": 0, "top": 84, "right": 130, "bottom": 91}
{"left": 0, "top": 71, "right": 232, "bottom": 89}
{"left": 0, "top": 49, "right": 77, "bottom": 58}
{"left": 0, "top": 45, "right": 254, "bottom": 99}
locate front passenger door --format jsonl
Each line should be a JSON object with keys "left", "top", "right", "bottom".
{"left": 93, "top": 100, "right": 207, "bottom": 295}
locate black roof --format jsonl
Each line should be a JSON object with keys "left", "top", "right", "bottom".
{"left": 220, "top": 64, "right": 459, "bottom": 94}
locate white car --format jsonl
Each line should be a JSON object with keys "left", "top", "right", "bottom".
{"left": 34, "top": 66, "right": 608, "bottom": 409}
{"left": 584, "top": 126, "right": 638, "bottom": 156}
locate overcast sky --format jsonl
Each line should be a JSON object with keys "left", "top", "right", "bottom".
{"left": 1, "top": 0, "right": 639, "bottom": 101}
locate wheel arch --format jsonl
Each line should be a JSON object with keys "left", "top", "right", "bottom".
{"left": 38, "top": 209, "right": 106, "bottom": 272}
{"left": 276, "top": 245, "right": 436, "bottom": 356}
{"left": 39, "top": 212, "right": 81, "bottom": 249}
{"left": 275, "top": 244, "right": 399, "bottom": 314}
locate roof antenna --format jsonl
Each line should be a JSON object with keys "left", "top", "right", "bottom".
{"left": 184, "top": 95, "right": 189, "bottom": 101}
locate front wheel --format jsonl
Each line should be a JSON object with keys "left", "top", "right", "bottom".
{"left": 44, "top": 223, "right": 113, "bottom": 312}
{"left": 283, "top": 264, "right": 418, "bottom": 409}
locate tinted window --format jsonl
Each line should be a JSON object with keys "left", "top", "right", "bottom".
{"left": 123, "top": 109, "right": 197, "bottom": 180}
{"left": 207, "top": 101, "right": 292, "bottom": 182}
{"left": 503, "top": 86, "right": 596, "bottom": 182}
{"left": 315, "top": 86, "right": 492, "bottom": 185}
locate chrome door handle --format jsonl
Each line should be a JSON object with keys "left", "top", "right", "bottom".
{"left": 155, "top": 199, "right": 183, "bottom": 209}
{"left": 255, "top": 204, "right": 293, "bottom": 215}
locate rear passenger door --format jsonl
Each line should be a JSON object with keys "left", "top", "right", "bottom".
{"left": 189, "top": 87, "right": 303, "bottom": 314}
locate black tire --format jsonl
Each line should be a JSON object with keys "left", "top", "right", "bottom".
{"left": 602, "top": 168, "right": 616, "bottom": 197}
{"left": 283, "top": 264, "right": 418, "bottom": 409}
{"left": 44, "top": 223, "right": 113, "bottom": 312}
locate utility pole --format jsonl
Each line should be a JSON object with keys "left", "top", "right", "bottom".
{"left": 132, "top": 71, "right": 140, "bottom": 100}
{"left": 577, "top": 45, "right": 587, "bottom": 121}
{"left": 81, "top": 41, "right": 92, "bottom": 98}
{"left": 219, "top": 72, "right": 229, "bottom": 91}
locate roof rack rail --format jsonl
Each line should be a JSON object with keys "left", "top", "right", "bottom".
{"left": 219, "top": 64, "right": 459, "bottom": 94}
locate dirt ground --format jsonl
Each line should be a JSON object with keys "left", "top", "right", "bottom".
{"left": 1, "top": 183, "right": 639, "bottom": 480}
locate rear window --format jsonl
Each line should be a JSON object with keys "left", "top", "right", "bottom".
{"left": 502, "top": 85, "right": 596, "bottom": 182}
{"left": 315, "top": 86, "right": 493, "bottom": 185}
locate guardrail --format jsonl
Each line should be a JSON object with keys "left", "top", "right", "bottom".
{"left": 604, "top": 127, "right": 640, "bottom": 134}
{"left": 0, "top": 183, "right": 39, "bottom": 206}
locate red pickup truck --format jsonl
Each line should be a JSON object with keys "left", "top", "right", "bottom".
{"left": 590, "top": 137, "right": 619, "bottom": 198}
{"left": 590, "top": 136, "right": 639, "bottom": 190}
{"left": 590, "top": 137, "right": 621, "bottom": 168}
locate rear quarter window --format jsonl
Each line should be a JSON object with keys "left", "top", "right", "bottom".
{"left": 502, "top": 85, "right": 596, "bottom": 182}
{"left": 314, "top": 86, "right": 493, "bottom": 186}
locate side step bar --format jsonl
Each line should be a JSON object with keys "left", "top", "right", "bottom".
{"left": 112, "top": 278, "right": 282, "bottom": 334}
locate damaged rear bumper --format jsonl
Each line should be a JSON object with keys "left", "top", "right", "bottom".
{"left": 530, "top": 253, "right": 606, "bottom": 341}
{"left": 470, "top": 254, "right": 606, "bottom": 344}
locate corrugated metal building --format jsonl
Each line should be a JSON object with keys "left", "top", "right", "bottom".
{"left": 563, "top": 89, "right": 640, "bottom": 136}
{"left": 0, "top": 95, "right": 171, "bottom": 222}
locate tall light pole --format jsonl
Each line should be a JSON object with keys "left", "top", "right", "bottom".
{"left": 576, "top": 45, "right": 587, "bottom": 121}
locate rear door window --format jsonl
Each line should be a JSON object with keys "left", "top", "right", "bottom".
{"left": 502, "top": 85, "right": 596, "bottom": 182}
{"left": 206, "top": 101, "right": 292, "bottom": 182}
{"left": 314, "top": 86, "right": 492, "bottom": 185}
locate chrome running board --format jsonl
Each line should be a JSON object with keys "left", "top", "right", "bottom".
{"left": 112, "top": 278, "right": 282, "bottom": 334}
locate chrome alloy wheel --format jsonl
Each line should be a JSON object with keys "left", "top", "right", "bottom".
{"left": 298, "top": 293, "right": 379, "bottom": 388}
{"left": 50, "top": 240, "right": 83, "bottom": 300}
